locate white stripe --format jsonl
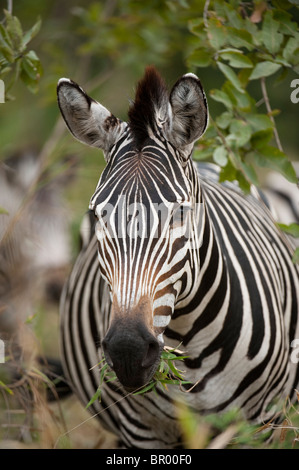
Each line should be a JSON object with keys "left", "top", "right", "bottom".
{"left": 153, "top": 315, "right": 171, "bottom": 328}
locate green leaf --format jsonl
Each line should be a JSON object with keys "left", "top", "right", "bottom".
{"left": 229, "top": 119, "right": 252, "bottom": 147}
{"left": 245, "top": 114, "right": 274, "bottom": 132}
{"left": 222, "top": 3, "right": 243, "bottom": 29}
{"left": 0, "top": 43, "right": 14, "bottom": 63}
{"left": 250, "top": 129, "right": 273, "bottom": 149}
{"left": 292, "top": 247, "right": 299, "bottom": 264}
{"left": 253, "top": 146, "right": 298, "bottom": 183}
{"left": 209, "top": 89, "right": 233, "bottom": 109}
{"left": 283, "top": 37, "right": 299, "bottom": 64}
{"left": 0, "top": 65, "right": 11, "bottom": 77}
{"left": 272, "top": 55, "right": 292, "bottom": 68}
{"left": 227, "top": 27, "right": 254, "bottom": 51}
{"left": 187, "top": 49, "right": 211, "bottom": 68}
{"left": 87, "top": 346, "right": 190, "bottom": 402}
{"left": 273, "top": 9, "right": 298, "bottom": 36}
{"left": 220, "top": 152, "right": 252, "bottom": 192}
{"left": 0, "top": 23, "right": 13, "bottom": 49}
{"left": 236, "top": 170, "right": 251, "bottom": 194}
{"left": 217, "top": 62, "right": 244, "bottom": 93}
{"left": 262, "top": 11, "right": 283, "bottom": 55}
{"left": 203, "top": 126, "right": 218, "bottom": 140}
{"left": 240, "top": 160, "right": 259, "bottom": 186}
{"left": 216, "top": 111, "right": 233, "bottom": 129}
{"left": 21, "top": 56, "right": 37, "bottom": 80}
{"left": 249, "top": 61, "right": 281, "bottom": 80}
{"left": 277, "top": 223, "right": 299, "bottom": 238}
{"left": 219, "top": 50, "right": 253, "bottom": 68}
{"left": 207, "top": 18, "right": 227, "bottom": 50}
{"left": 219, "top": 159, "right": 237, "bottom": 184}
{"left": 25, "top": 313, "right": 38, "bottom": 324}
{"left": 22, "top": 17, "right": 42, "bottom": 48}
{"left": 86, "top": 386, "right": 102, "bottom": 408}
{"left": 4, "top": 10, "right": 23, "bottom": 52}
{"left": 26, "top": 50, "right": 40, "bottom": 64}
{"left": 0, "top": 380, "right": 13, "bottom": 395}
{"left": 167, "top": 360, "right": 184, "bottom": 380}
{"left": 133, "top": 381, "right": 156, "bottom": 395}
{"left": 213, "top": 146, "right": 228, "bottom": 167}
{"left": 161, "top": 351, "right": 177, "bottom": 361}
{"left": 243, "top": 17, "right": 260, "bottom": 41}
{"left": 0, "top": 206, "right": 9, "bottom": 215}
{"left": 188, "top": 18, "right": 205, "bottom": 38}
{"left": 193, "top": 147, "right": 215, "bottom": 161}
{"left": 223, "top": 81, "right": 252, "bottom": 111}
{"left": 234, "top": 66, "right": 251, "bottom": 87}
{"left": 20, "top": 52, "right": 42, "bottom": 93}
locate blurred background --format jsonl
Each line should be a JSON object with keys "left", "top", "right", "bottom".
{"left": 0, "top": 0, "right": 298, "bottom": 449}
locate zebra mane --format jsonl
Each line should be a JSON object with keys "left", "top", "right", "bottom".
{"left": 128, "top": 66, "right": 169, "bottom": 150}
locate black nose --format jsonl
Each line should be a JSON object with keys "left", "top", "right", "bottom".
{"left": 102, "top": 320, "right": 161, "bottom": 390}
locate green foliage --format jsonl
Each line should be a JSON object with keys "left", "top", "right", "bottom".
{"left": 278, "top": 223, "right": 299, "bottom": 263}
{"left": 86, "top": 346, "right": 190, "bottom": 408}
{"left": 293, "top": 247, "right": 299, "bottom": 264}
{"left": 187, "top": 0, "right": 299, "bottom": 254}
{"left": 0, "top": 9, "right": 42, "bottom": 98}
{"left": 187, "top": 0, "right": 299, "bottom": 190}
{"left": 0, "top": 206, "right": 9, "bottom": 214}
{"left": 133, "top": 346, "right": 190, "bottom": 395}
{"left": 0, "top": 380, "right": 13, "bottom": 396}
{"left": 177, "top": 400, "right": 299, "bottom": 449}
{"left": 86, "top": 359, "right": 117, "bottom": 409}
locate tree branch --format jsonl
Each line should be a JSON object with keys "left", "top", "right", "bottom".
{"left": 260, "top": 77, "right": 283, "bottom": 152}
{"left": 203, "top": 0, "right": 210, "bottom": 29}
{"left": 7, "top": 0, "right": 13, "bottom": 13}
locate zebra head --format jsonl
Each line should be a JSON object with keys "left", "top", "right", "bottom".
{"left": 57, "top": 67, "right": 208, "bottom": 390}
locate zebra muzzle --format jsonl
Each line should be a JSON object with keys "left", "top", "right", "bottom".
{"left": 102, "top": 320, "right": 162, "bottom": 391}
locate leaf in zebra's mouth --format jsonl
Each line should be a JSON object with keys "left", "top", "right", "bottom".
{"left": 86, "top": 345, "right": 190, "bottom": 408}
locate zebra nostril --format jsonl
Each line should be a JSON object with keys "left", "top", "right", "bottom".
{"left": 141, "top": 340, "right": 160, "bottom": 369}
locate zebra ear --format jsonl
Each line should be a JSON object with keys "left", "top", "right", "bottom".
{"left": 167, "top": 73, "right": 208, "bottom": 149}
{"left": 57, "top": 79, "right": 125, "bottom": 155}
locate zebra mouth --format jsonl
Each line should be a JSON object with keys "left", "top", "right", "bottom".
{"left": 101, "top": 319, "right": 163, "bottom": 392}
{"left": 110, "top": 353, "right": 162, "bottom": 393}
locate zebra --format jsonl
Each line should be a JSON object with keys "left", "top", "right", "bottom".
{"left": 57, "top": 66, "right": 299, "bottom": 448}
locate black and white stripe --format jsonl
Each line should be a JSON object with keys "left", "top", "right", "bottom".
{"left": 58, "top": 67, "right": 299, "bottom": 448}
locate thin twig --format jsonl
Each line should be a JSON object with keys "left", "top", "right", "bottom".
{"left": 184, "top": 378, "right": 201, "bottom": 392}
{"left": 53, "top": 379, "right": 155, "bottom": 449}
{"left": 7, "top": 0, "right": 13, "bottom": 13}
{"left": 260, "top": 77, "right": 283, "bottom": 152}
{"left": 203, "top": 0, "right": 210, "bottom": 29}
